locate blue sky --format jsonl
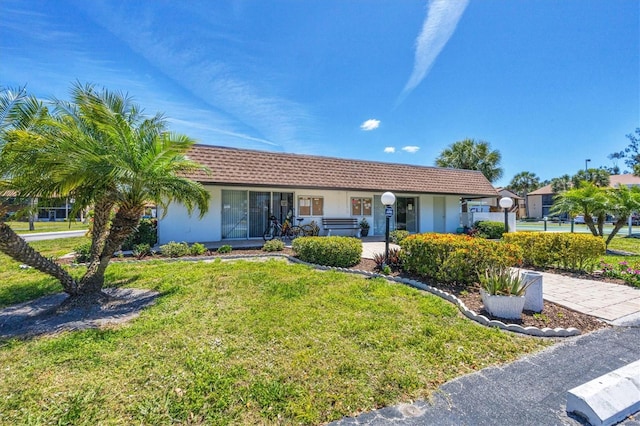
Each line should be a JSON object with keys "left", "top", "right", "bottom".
{"left": 1, "top": 0, "right": 638, "bottom": 187}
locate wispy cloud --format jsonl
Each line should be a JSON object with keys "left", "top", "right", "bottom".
{"left": 399, "top": 0, "right": 469, "bottom": 101}
{"left": 360, "top": 119, "right": 380, "bottom": 131}
{"left": 384, "top": 147, "right": 396, "bottom": 153}
{"left": 402, "top": 146, "right": 420, "bottom": 153}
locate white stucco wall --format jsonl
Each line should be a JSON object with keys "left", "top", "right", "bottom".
{"left": 158, "top": 185, "right": 465, "bottom": 244}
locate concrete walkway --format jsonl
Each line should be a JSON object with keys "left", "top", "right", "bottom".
{"left": 535, "top": 270, "right": 640, "bottom": 326}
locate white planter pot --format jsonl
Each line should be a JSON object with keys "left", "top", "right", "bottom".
{"left": 480, "top": 289, "right": 525, "bottom": 320}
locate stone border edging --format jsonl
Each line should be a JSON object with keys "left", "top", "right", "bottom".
{"left": 101, "top": 253, "right": 581, "bottom": 337}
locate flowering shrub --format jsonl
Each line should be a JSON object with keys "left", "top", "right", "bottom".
{"left": 399, "top": 233, "right": 523, "bottom": 286}
{"left": 600, "top": 260, "right": 640, "bottom": 288}
{"left": 503, "top": 232, "right": 605, "bottom": 272}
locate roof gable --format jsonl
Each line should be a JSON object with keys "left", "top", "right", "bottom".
{"left": 184, "top": 145, "right": 498, "bottom": 197}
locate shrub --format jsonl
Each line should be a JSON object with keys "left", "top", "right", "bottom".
{"left": 262, "top": 239, "right": 285, "bottom": 252}
{"left": 217, "top": 244, "right": 232, "bottom": 254}
{"left": 473, "top": 221, "right": 505, "bottom": 239}
{"left": 292, "top": 236, "right": 362, "bottom": 267}
{"left": 372, "top": 248, "right": 402, "bottom": 269}
{"left": 121, "top": 218, "right": 158, "bottom": 250}
{"left": 503, "top": 232, "right": 605, "bottom": 272}
{"left": 390, "top": 230, "right": 410, "bottom": 244}
{"left": 74, "top": 242, "right": 92, "bottom": 263}
{"left": 132, "top": 243, "right": 152, "bottom": 259}
{"left": 159, "top": 241, "right": 190, "bottom": 258}
{"left": 190, "top": 242, "right": 207, "bottom": 256}
{"left": 600, "top": 260, "right": 640, "bottom": 288}
{"left": 400, "top": 233, "right": 523, "bottom": 286}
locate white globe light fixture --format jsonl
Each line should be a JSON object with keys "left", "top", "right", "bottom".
{"left": 381, "top": 191, "right": 396, "bottom": 207}
{"left": 381, "top": 192, "right": 396, "bottom": 266}
{"left": 499, "top": 197, "right": 514, "bottom": 233}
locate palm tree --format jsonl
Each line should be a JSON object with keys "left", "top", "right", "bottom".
{"left": 550, "top": 174, "right": 572, "bottom": 193}
{"left": 435, "top": 138, "right": 503, "bottom": 183}
{"left": 0, "top": 87, "right": 74, "bottom": 286}
{"left": 551, "top": 182, "right": 608, "bottom": 237}
{"left": 508, "top": 171, "right": 540, "bottom": 217}
{"left": 571, "top": 168, "right": 610, "bottom": 188}
{"left": 1, "top": 83, "right": 210, "bottom": 302}
{"left": 605, "top": 185, "right": 640, "bottom": 245}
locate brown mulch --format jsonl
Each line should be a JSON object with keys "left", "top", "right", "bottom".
{"left": 200, "top": 248, "right": 610, "bottom": 334}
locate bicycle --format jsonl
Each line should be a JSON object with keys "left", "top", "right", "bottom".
{"left": 263, "top": 215, "right": 303, "bottom": 241}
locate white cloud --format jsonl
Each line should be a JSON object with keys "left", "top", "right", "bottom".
{"left": 384, "top": 147, "right": 396, "bottom": 153}
{"left": 360, "top": 119, "right": 381, "bottom": 131}
{"left": 400, "top": 0, "right": 469, "bottom": 99}
{"left": 402, "top": 146, "right": 420, "bottom": 153}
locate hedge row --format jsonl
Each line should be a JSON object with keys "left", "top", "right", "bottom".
{"left": 502, "top": 232, "right": 605, "bottom": 272}
{"left": 292, "top": 236, "right": 362, "bottom": 267}
{"left": 399, "top": 233, "right": 523, "bottom": 286}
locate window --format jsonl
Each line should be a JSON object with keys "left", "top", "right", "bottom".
{"left": 351, "top": 197, "right": 372, "bottom": 216}
{"left": 298, "top": 196, "right": 324, "bottom": 216}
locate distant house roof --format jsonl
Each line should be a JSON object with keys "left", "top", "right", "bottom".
{"left": 496, "top": 187, "right": 522, "bottom": 200}
{"left": 528, "top": 174, "right": 640, "bottom": 196}
{"left": 184, "top": 145, "right": 499, "bottom": 197}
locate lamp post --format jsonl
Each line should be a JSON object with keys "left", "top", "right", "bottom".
{"left": 499, "top": 197, "right": 514, "bottom": 234}
{"left": 585, "top": 158, "right": 591, "bottom": 172}
{"left": 381, "top": 191, "right": 396, "bottom": 266}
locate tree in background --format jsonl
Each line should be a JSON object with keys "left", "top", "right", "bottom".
{"left": 508, "top": 171, "right": 540, "bottom": 217}
{"left": 550, "top": 174, "right": 572, "bottom": 193}
{"left": 608, "top": 128, "right": 640, "bottom": 174}
{"left": 435, "top": 138, "right": 503, "bottom": 183}
{"left": 571, "top": 168, "right": 610, "bottom": 188}
{"left": 0, "top": 83, "right": 210, "bottom": 305}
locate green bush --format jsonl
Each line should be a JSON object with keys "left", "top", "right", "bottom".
{"left": 473, "top": 221, "right": 505, "bottom": 239}
{"left": 132, "top": 243, "right": 152, "bottom": 259}
{"left": 217, "top": 244, "right": 232, "bottom": 254}
{"left": 159, "top": 241, "right": 190, "bottom": 258}
{"left": 74, "top": 242, "right": 92, "bottom": 263}
{"left": 190, "top": 242, "right": 207, "bottom": 256}
{"left": 121, "top": 218, "right": 157, "bottom": 251}
{"left": 390, "top": 230, "right": 410, "bottom": 244}
{"left": 292, "top": 236, "right": 362, "bottom": 267}
{"left": 262, "top": 239, "right": 285, "bottom": 252}
{"left": 399, "top": 233, "right": 523, "bottom": 286}
{"left": 503, "top": 232, "right": 605, "bottom": 272}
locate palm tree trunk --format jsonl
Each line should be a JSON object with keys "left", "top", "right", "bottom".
{"left": 78, "top": 205, "right": 144, "bottom": 294}
{"left": 606, "top": 218, "right": 628, "bottom": 246}
{"left": 0, "top": 222, "right": 78, "bottom": 294}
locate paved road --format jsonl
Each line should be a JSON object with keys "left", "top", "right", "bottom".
{"left": 332, "top": 327, "right": 640, "bottom": 426}
{"left": 19, "top": 230, "right": 86, "bottom": 242}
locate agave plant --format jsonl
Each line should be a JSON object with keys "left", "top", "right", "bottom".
{"left": 478, "top": 267, "right": 532, "bottom": 296}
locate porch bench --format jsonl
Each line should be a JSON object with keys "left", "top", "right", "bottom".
{"left": 322, "top": 218, "right": 360, "bottom": 237}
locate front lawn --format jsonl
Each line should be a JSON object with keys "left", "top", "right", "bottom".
{"left": 0, "top": 254, "right": 548, "bottom": 424}
{"left": 5, "top": 220, "right": 89, "bottom": 234}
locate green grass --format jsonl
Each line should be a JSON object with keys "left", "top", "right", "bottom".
{"left": 5, "top": 220, "right": 89, "bottom": 234}
{"left": 0, "top": 252, "right": 549, "bottom": 424}
{"left": 0, "top": 236, "right": 89, "bottom": 307}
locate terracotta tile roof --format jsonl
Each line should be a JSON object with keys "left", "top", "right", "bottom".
{"left": 184, "top": 145, "right": 498, "bottom": 197}
{"left": 528, "top": 184, "right": 553, "bottom": 195}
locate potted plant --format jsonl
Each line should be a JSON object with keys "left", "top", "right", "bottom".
{"left": 478, "top": 267, "right": 533, "bottom": 320}
{"left": 359, "top": 218, "right": 370, "bottom": 237}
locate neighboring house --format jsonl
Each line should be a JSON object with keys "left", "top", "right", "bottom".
{"left": 527, "top": 174, "right": 640, "bottom": 219}
{"left": 465, "top": 187, "right": 523, "bottom": 216}
{"left": 158, "top": 145, "right": 498, "bottom": 244}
